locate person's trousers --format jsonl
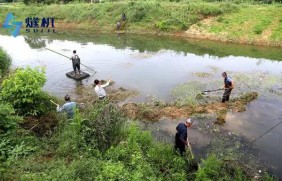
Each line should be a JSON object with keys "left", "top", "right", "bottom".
{"left": 222, "top": 88, "right": 232, "bottom": 103}
{"left": 72, "top": 62, "right": 80, "bottom": 72}
{"left": 175, "top": 133, "right": 186, "bottom": 156}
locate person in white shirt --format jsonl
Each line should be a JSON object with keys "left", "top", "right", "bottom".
{"left": 94, "top": 77, "right": 111, "bottom": 100}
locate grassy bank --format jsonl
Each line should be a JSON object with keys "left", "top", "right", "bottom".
{"left": 0, "top": 2, "right": 281, "bottom": 46}
{"left": 187, "top": 4, "right": 282, "bottom": 46}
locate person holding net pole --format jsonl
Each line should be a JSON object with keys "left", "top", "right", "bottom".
{"left": 221, "top": 72, "right": 234, "bottom": 103}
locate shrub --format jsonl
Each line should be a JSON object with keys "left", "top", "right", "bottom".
{"left": 55, "top": 110, "right": 84, "bottom": 157}
{"left": 130, "top": 6, "right": 147, "bottom": 22}
{"left": 105, "top": 124, "right": 187, "bottom": 180}
{"left": 1, "top": 67, "right": 48, "bottom": 116}
{"left": 0, "top": 48, "right": 11, "bottom": 78}
{"left": 81, "top": 103, "right": 126, "bottom": 152}
{"left": 253, "top": 19, "right": 271, "bottom": 35}
{"left": 0, "top": 139, "right": 37, "bottom": 178}
{"left": 156, "top": 20, "right": 170, "bottom": 31}
{"left": 195, "top": 154, "right": 248, "bottom": 180}
{"left": 55, "top": 102, "right": 126, "bottom": 156}
{"left": 156, "top": 19, "right": 188, "bottom": 31}
{"left": 0, "top": 103, "right": 22, "bottom": 134}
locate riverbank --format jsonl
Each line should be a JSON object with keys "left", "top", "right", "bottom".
{"left": 0, "top": 2, "right": 281, "bottom": 47}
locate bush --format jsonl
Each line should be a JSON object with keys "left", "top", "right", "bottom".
{"left": 130, "top": 6, "right": 147, "bottom": 22}
{"left": 0, "top": 139, "right": 37, "bottom": 178}
{"left": 81, "top": 103, "right": 126, "bottom": 152}
{"left": 156, "top": 19, "right": 188, "bottom": 31}
{"left": 1, "top": 67, "right": 49, "bottom": 116}
{"left": 104, "top": 124, "right": 187, "bottom": 180}
{"left": 55, "top": 102, "right": 126, "bottom": 157}
{"left": 0, "top": 48, "right": 11, "bottom": 79}
{"left": 195, "top": 154, "right": 248, "bottom": 180}
{"left": 0, "top": 103, "right": 22, "bottom": 134}
{"left": 156, "top": 20, "right": 170, "bottom": 31}
{"left": 55, "top": 110, "right": 84, "bottom": 157}
{"left": 253, "top": 18, "right": 271, "bottom": 35}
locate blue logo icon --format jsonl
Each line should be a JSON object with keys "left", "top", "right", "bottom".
{"left": 2, "top": 12, "right": 23, "bottom": 37}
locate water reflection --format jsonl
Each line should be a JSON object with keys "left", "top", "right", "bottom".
{"left": 11, "top": 32, "right": 282, "bottom": 61}
{"left": 24, "top": 36, "right": 46, "bottom": 49}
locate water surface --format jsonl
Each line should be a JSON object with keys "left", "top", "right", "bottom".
{"left": 1, "top": 32, "right": 282, "bottom": 177}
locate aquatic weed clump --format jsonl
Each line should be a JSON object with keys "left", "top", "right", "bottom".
{"left": 172, "top": 70, "right": 282, "bottom": 107}
{"left": 172, "top": 81, "right": 206, "bottom": 106}
{"left": 232, "top": 72, "right": 282, "bottom": 100}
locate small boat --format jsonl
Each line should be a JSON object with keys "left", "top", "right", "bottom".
{"left": 66, "top": 71, "right": 90, "bottom": 81}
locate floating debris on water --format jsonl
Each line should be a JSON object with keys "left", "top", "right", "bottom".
{"left": 192, "top": 72, "right": 213, "bottom": 78}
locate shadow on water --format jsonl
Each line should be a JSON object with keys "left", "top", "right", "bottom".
{"left": 22, "top": 31, "right": 282, "bottom": 61}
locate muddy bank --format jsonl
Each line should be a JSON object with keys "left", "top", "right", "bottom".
{"left": 121, "top": 92, "right": 258, "bottom": 121}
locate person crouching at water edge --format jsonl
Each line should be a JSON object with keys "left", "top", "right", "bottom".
{"left": 175, "top": 118, "right": 193, "bottom": 156}
{"left": 222, "top": 72, "right": 234, "bottom": 103}
{"left": 94, "top": 77, "right": 111, "bottom": 100}
{"left": 70, "top": 50, "right": 81, "bottom": 76}
{"left": 56, "top": 94, "right": 78, "bottom": 119}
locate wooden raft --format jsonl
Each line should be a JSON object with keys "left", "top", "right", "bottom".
{"left": 66, "top": 71, "right": 90, "bottom": 81}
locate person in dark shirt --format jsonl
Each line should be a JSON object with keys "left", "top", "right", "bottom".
{"left": 122, "top": 13, "right": 126, "bottom": 21}
{"left": 175, "top": 118, "right": 193, "bottom": 156}
{"left": 70, "top": 50, "right": 81, "bottom": 76}
{"left": 222, "top": 72, "right": 234, "bottom": 103}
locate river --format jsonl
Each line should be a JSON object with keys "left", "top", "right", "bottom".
{"left": 0, "top": 32, "right": 282, "bottom": 178}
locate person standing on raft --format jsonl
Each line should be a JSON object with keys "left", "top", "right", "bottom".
{"left": 70, "top": 50, "right": 81, "bottom": 76}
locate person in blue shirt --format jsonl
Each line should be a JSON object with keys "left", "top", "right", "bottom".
{"left": 56, "top": 94, "right": 77, "bottom": 119}
{"left": 222, "top": 72, "right": 234, "bottom": 103}
{"left": 175, "top": 118, "right": 193, "bottom": 156}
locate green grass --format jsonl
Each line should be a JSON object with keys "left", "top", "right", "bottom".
{"left": 206, "top": 4, "right": 282, "bottom": 43}
{"left": 271, "top": 16, "right": 282, "bottom": 41}
{"left": 0, "top": 2, "right": 238, "bottom": 32}
{"left": 0, "top": 2, "right": 281, "bottom": 45}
